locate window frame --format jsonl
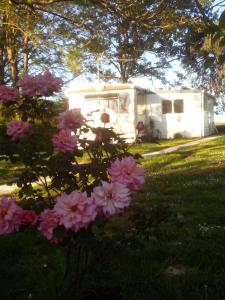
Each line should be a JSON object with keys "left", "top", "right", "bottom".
{"left": 162, "top": 100, "right": 172, "bottom": 114}
{"left": 173, "top": 99, "right": 184, "bottom": 113}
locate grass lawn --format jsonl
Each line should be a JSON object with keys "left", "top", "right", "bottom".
{"left": 1, "top": 135, "right": 225, "bottom": 299}
{"left": 0, "top": 160, "right": 23, "bottom": 185}
{"left": 0, "top": 137, "right": 198, "bottom": 186}
{"left": 128, "top": 137, "right": 199, "bottom": 155}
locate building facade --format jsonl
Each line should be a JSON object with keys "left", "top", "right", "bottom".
{"left": 66, "top": 84, "right": 216, "bottom": 140}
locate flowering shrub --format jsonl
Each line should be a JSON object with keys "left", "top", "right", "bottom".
{"left": 0, "top": 70, "right": 144, "bottom": 297}
{"left": 6, "top": 120, "right": 32, "bottom": 141}
{"left": 20, "top": 70, "right": 63, "bottom": 97}
{"left": 57, "top": 109, "right": 84, "bottom": 130}
{"left": 0, "top": 86, "right": 19, "bottom": 104}
{"left": 52, "top": 129, "right": 78, "bottom": 153}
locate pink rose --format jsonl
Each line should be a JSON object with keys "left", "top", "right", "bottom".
{"left": 20, "top": 70, "right": 62, "bottom": 97}
{"left": 0, "top": 86, "right": 19, "bottom": 104}
{"left": 21, "top": 210, "right": 38, "bottom": 226}
{"left": 100, "top": 113, "right": 110, "bottom": 124}
{"left": 136, "top": 121, "right": 145, "bottom": 132}
{"left": 0, "top": 196, "right": 23, "bottom": 235}
{"left": 108, "top": 156, "right": 144, "bottom": 191}
{"left": 52, "top": 129, "right": 77, "bottom": 153}
{"left": 54, "top": 191, "right": 97, "bottom": 232}
{"left": 6, "top": 120, "right": 32, "bottom": 141}
{"left": 36, "top": 70, "right": 63, "bottom": 96}
{"left": 19, "top": 75, "right": 39, "bottom": 97}
{"left": 38, "top": 209, "right": 61, "bottom": 243}
{"left": 57, "top": 109, "right": 84, "bottom": 130}
{"left": 92, "top": 181, "right": 131, "bottom": 217}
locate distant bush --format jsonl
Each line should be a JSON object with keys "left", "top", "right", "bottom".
{"left": 174, "top": 132, "right": 183, "bottom": 139}
{"left": 215, "top": 123, "right": 225, "bottom": 134}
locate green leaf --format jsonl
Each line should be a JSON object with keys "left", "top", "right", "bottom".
{"left": 21, "top": 185, "right": 34, "bottom": 196}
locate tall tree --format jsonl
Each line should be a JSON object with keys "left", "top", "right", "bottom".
{"left": 0, "top": 0, "right": 85, "bottom": 85}
{"left": 179, "top": 1, "right": 225, "bottom": 96}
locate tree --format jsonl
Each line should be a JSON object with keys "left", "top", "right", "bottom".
{"left": 2, "top": 0, "right": 224, "bottom": 95}
{"left": 60, "top": 0, "right": 223, "bottom": 85}
{"left": 66, "top": 0, "right": 200, "bottom": 83}
{"left": 0, "top": 0, "right": 86, "bottom": 85}
{"left": 172, "top": 0, "right": 225, "bottom": 96}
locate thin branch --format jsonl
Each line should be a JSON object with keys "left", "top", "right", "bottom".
{"left": 194, "top": 0, "right": 219, "bottom": 29}
{"left": 11, "top": 0, "right": 72, "bottom": 5}
{"left": 33, "top": 5, "right": 85, "bottom": 28}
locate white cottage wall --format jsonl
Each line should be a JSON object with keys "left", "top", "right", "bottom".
{"left": 147, "top": 91, "right": 203, "bottom": 138}
{"left": 67, "top": 87, "right": 137, "bottom": 141}
{"left": 67, "top": 86, "right": 215, "bottom": 140}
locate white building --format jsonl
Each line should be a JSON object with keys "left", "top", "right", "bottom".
{"left": 67, "top": 84, "right": 216, "bottom": 140}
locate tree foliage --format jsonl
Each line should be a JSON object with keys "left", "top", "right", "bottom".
{"left": 0, "top": 0, "right": 224, "bottom": 95}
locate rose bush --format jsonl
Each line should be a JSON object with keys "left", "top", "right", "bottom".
{"left": 0, "top": 70, "right": 144, "bottom": 298}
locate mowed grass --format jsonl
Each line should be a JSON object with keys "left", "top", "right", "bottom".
{"left": 1, "top": 136, "right": 225, "bottom": 299}
{"left": 0, "top": 137, "right": 198, "bottom": 186}
{"left": 128, "top": 137, "right": 198, "bottom": 155}
{"left": 0, "top": 160, "right": 23, "bottom": 185}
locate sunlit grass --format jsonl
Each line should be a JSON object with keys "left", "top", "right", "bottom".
{"left": 0, "top": 137, "right": 198, "bottom": 186}
{"left": 1, "top": 136, "right": 225, "bottom": 299}
{"left": 128, "top": 137, "right": 199, "bottom": 155}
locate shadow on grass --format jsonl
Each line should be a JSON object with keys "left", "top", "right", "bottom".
{"left": 2, "top": 138, "right": 225, "bottom": 299}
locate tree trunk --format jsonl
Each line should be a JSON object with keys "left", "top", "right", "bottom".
{"left": 6, "top": 46, "right": 18, "bottom": 86}
{"left": 24, "top": 33, "right": 29, "bottom": 74}
{"left": 120, "top": 61, "right": 128, "bottom": 83}
{"left": 0, "top": 46, "right": 5, "bottom": 85}
{"left": 0, "top": 15, "right": 5, "bottom": 84}
{"left": 5, "top": 13, "right": 19, "bottom": 86}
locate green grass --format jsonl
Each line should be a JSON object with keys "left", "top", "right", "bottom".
{"left": 1, "top": 136, "right": 225, "bottom": 299}
{"left": 0, "top": 160, "right": 23, "bottom": 185}
{"left": 128, "top": 137, "right": 199, "bottom": 155}
{"left": 0, "top": 137, "right": 198, "bottom": 186}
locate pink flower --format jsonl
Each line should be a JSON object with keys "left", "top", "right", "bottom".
{"left": 108, "top": 156, "right": 144, "bottom": 191}
{"left": 6, "top": 120, "right": 32, "bottom": 141}
{"left": 92, "top": 181, "right": 131, "bottom": 217}
{"left": 19, "top": 75, "right": 39, "bottom": 97}
{"left": 136, "top": 121, "right": 145, "bottom": 132}
{"left": 0, "top": 196, "right": 23, "bottom": 235}
{"left": 19, "top": 70, "right": 62, "bottom": 97}
{"left": 36, "top": 70, "right": 63, "bottom": 96}
{"left": 0, "top": 86, "right": 19, "bottom": 104}
{"left": 57, "top": 109, "right": 84, "bottom": 130}
{"left": 54, "top": 191, "right": 97, "bottom": 232}
{"left": 52, "top": 129, "right": 77, "bottom": 153}
{"left": 100, "top": 113, "right": 110, "bottom": 124}
{"left": 38, "top": 209, "right": 60, "bottom": 243}
{"left": 21, "top": 210, "right": 38, "bottom": 226}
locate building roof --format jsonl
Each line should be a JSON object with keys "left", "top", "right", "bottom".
{"left": 66, "top": 83, "right": 146, "bottom": 94}
{"left": 66, "top": 84, "right": 216, "bottom": 102}
{"left": 149, "top": 89, "right": 216, "bottom": 101}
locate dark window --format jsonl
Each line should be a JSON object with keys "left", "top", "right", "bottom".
{"left": 162, "top": 100, "right": 172, "bottom": 114}
{"left": 174, "top": 99, "right": 184, "bottom": 113}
